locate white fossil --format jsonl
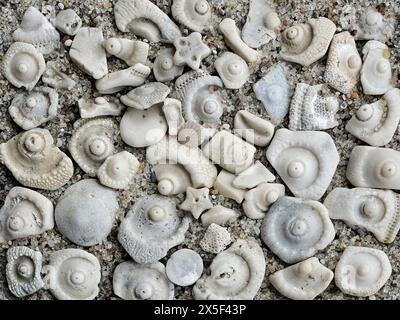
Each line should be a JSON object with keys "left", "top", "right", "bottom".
{"left": 214, "top": 170, "right": 247, "bottom": 204}
{"left": 120, "top": 104, "right": 168, "bottom": 148}
{"left": 203, "top": 130, "right": 256, "bottom": 174}
{"left": 288, "top": 83, "right": 339, "bottom": 131}
{"left": 153, "top": 47, "right": 184, "bottom": 82}
{"left": 232, "top": 161, "right": 275, "bottom": 189}
{"left": 54, "top": 9, "right": 82, "bottom": 36}
{"left": 118, "top": 195, "right": 190, "bottom": 264}
{"left": 253, "top": 64, "right": 291, "bottom": 124}
{"left": 114, "top": 0, "right": 182, "bottom": 43}
{"left": 201, "top": 205, "right": 239, "bottom": 227}
{"left": 173, "top": 32, "right": 211, "bottom": 70}
{"left": 98, "top": 151, "right": 140, "bottom": 190}
{"left": 42, "top": 61, "right": 76, "bottom": 90}
{"left": 360, "top": 40, "right": 394, "bottom": 95}
{"left": 78, "top": 96, "right": 125, "bottom": 118}
{"left": 2, "top": 42, "right": 45, "bottom": 90}
{"left": 55, "top": 179, "right": 119, "bottom": 246}
{"left": 243, "top": 183, "right": 285, "bottom": 220}
{"left": 166, "top": 249, "right": 204, "bottom": 286}
{"left": 214, "top": 52, "right": 250, "bottom": 89}
{"left": 280, "top": 17, "right": 336, "bottom": 66}
{"left": 335, "top": 246, "right": 392, "bottom": 297}
{"left": 103, "top": 37, "right": 149, "bottom": 66}
{"left": 324, "top": 32, "right": 362, "bottom": 94}
{"left": 69, "top": 27, "right": 108, "bottom": 79}
{"left": 200, "top": 223, "right": 232, "bottom": 254}
{"left": 346, "top": 146, "right": 400, "bottom": 190}
{"left": 269, "top": 257, "right": 334, "bottom": 300}
{"left": 9, "top": 86, "right": 59, "bottom": 130}
{"left": 193, "top": 238, "right": 265, "bottom": 300}
{"left": 233, "top": 110, "right": 275, "bottom": 147}
{"left": 147, "top": 136, "right": 218, "bottom": 188}
{"left": 0, "top": 187, "right": 54, "bottom": 242}
{"left": 43, "top": 249, "right": 101, "bottom": 300}
{"left": 69, "top": 118, "right": 117, "bottom": 176}
{"left": 162, "top": 98, "right": 185, "bottom": 136}
{"left": 219, "top": 18, "right": 259, "bottom": 63}
{"left": 242, "top": 0, "right": 281, "bottom": 48}
{"left": 177, "top": 121, "right": 215, "bottom": 148}
{"left": 120, "top": 82, "right": 171, "bottom": 110}
{"left": 0, "top": 128, "right": 74, "bottom": 190}
{"left": 324, "top": 187, "right": 400, "bottom": 244}
{"left": 113, "top": 261, "right": 174, "bottom": 300}
{"left": 95, "top": 63, "right": 151, "bottom": 94}
{"left": 345, "top": 88, "right": 400, "bottom": 147}
{"left": 153, "top": 164, "right": 192, "bottom": 196}
{"left": 172, "top": 0, "right": 211, "bottom": 32}
{"left": 266, "top": 128, "right": 339, "bottom": 200}
{"left": 261, "top": 197, "right": 335, "bottom": 264}
{"left": 6, "top": 246, "right": 44, "bottom": 298}
{"left": 13, "top": 7, "right": 60, "bottom": 55}
{"left": 355, "top": 8, "right": 395, "bottom": 42}
{"left": 179, "top": 186, "right": 213, "bottom": 219}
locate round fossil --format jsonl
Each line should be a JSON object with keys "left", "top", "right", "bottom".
{"left": 214, "top": 52, "right": 250, "bottom": 89}
{"left": 166, "top": 249, "right": 204, "bottom": 286}
{"left": 172, "top": 0, "right": 211, "bottom": 33}
{"left": 153, "top": 47, "right": 184, "bottom": 82}
{"left": 120, "top": 82, "right": 171, "bottom": 110}
{"left": 200, "top": 223, "right": 231, "bottom": 254}
{"left": 355, "top": 8, "right": 395, "bottom": 42}
{"left": 153, "top": 164, "right": 192, "bottom": 196}
{"left": 55, "top": 9, "right": 82, "bottom": 36}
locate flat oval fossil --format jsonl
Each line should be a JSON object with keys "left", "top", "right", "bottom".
{"left": 153, "top": 48, "right": 184, "bottom": 82}
{"left": 172, "top": 0, "right": 211, "bottom": 33}
{"left": 120, "top": 82, "right": 170, "bottom": 110}
{"left": 201, "top": 205, "right": 239, "bottom": 227}
{"left": 166, "top": 249, "right": 204, "bottom": 286}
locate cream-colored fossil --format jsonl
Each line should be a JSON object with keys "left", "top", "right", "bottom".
{"left": 172, "top": 0, "right": 211, "bottom": 32}
{"left": 162, "top": 98, "right": 185, "bottom": 136}
{"left": 173, "top": 32, "right": 211, "bottom": 70}
{"left": 103, "top": 37, "right": 149, "bottom": 66}
{"left": 166, "top": 249, "right": 204, "bottom": 286}
{"left": 213, "top": 170, "right": 247, "bottom": 204}
{"left": 201, "top": 205, "right": 239, "bottom": 227}
{"left": 78, "top": 96, "right": 125, "bottom": 118}
{"left": 179, "top": 186, "right": 213, "bottom": 219}
{"left": 55, "top": 9, "right": 82, "bottom": 36}
{"left": 200, "top": 223, "right": 232, "bottom": 254}
{"left": 153, "top": 164, "right": 192, "bottom": 196}
{"left": 153, "top": 48, "right": 184, "bottom": 82}
{"left": 355, "top": 8, "right": 395, "bottom": 42}
{"left": 214, "top": 52, "right": 250, "bottom": 89}
{"left": 232, "top": 161, "right": 275, "bottom": 189}
{"left": 120, "top": 82, "right": 170, "bottom": 110}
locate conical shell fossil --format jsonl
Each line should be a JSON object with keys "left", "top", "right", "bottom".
{"left": 347, "top": 146, "right": 400, "bottom": 190}
{"left": 153, "top": 47, "right": 184, "bottom": 82}
{"left": 280, "top": 17, "right": 336, "bottom": 66}
{"left": 261, "top": 197, "right": 335, "bottom": 264}
{"left": 42, "top": 61, "right": 76, "bottom": 90}
{"left": 172, "top": 0, "right": 211, "bottom": 32}
{"left": 120, "top": 104, "right": 168, "bottom": 148}
{"left": 177, "top": 121, "right": 215, "bottom": 148}
{"left": 69, "top": 27, "right": 108, "bottom": 79}
{"left": 162, "top": 98, "right": 185, "bottom": 136}
{"left": 324, "top": 32, "right": 362, "bottom": 94}
{"left": 201, "top": 205, "right": 239, "bottom": 227}
{"left": 345, "top": 88, "right": 400, "bottom": 147}
{"left": 113, "top": 261, "right": 174, "bottom": 300}
{"left": 335, "top": 246, "right": 391, "bottom": 297}
{"left": 55, "top": 179, "right": 119, "bottom": 246}
{"left": 232, "top": 161, "right": 275, "bottom": 189}
{"left": 153, "top": 164, "right": 192, "bottom": 196}
{"left": 179, "top": 186, "right": 213, "bottom": 219}
{"left": 269, "top": 257, "right": 333, "bottom": 300}
{"left": 147, "top": 136, "right": 217, "bottom": 188}
{"left": 2, "top": 42, "right": 45, "bottom": 90}
{"left": 253, "top": 64, "right": 291, "bottom": 124}
{"left": 243, "top": 183, "right": 285, "bottom": 220}
{"left": 360, "top": 40, "right": 394, "bottom": 95}
{"left": 355, "top": 8, "right": 395, "bottom": 42}
{"left": 233, "top": 110, "right": 275, "bottom": 147}
{"left": 0, "top": 128, "right": 74, "bottom": 190}
{"left": 78, "top": 96, "right": 125, "bottom": 119}
{"left": 214, "top": 170, "right": 247, "bottom": 204}
{"left": 98, "top": 151, "right": 140, "bottom": 190}
{"left": 173, "top": 32, "right": 211, "bottom": 70}
{"left": 175, "top": 71, "right": 224, "bottom": 124}
{"left": 193, "top": 238, "right": 265, "bottom": 300}
{"left": 55, "top": 9, "right": 82, "bottom": 36}
{"left": 0, "top": 187, "right": 54, "bottom": 242}
{"left": 219, "top": 18, "right": 259, "bottom": 63}
{"left": 203, "top": 130, "right": 256, "bottom": 174}
{"left": 166, "top": 249, "right": 204, "bottom": 286}
{"left": 266, "top": 128, "right": 339, "bottom": 200}
{"left": 6, "top": 246, "right": 44, "bottom": 298}
{"left": 9, "top": 86, "right": 59, "bottom": 130}
{"left": 69, "top": 118, "right": 117, "bottom": 176}
{"left": 324, "top": 187, "right": 400, "bottom": 244}
{"left": 118, "top": 195, "right": 190, "bottom": 264}
{"left": 242, "top": 0, "right": 281, "bottom": 48}
{"left": 214, "top": 52, "right": 250, "bottom": 89}
{"left": 200, "top": 223, "right": 231, "bottom": 254}
{"left": 114, "top": 0, "right": 182, "bottom": 42}
{"left": 120, "top": 82, "right": 171, "bottom": 110}
{"left": 103, "top": 37, "right": 149, "bottom": 66}
{"left": 288, "top": 83, "right": 339, "bottom": 131}
{"left": 43, "top": 249, "right": 101, "bottom": 300}
{"left": 13, "top": 7, "right": 60, "bottom": 55}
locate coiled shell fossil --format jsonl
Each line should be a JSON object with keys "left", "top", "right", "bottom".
{"left": 0, "top": 187, "right": 54, "bottom": 242}
{"left": 266, "top": 128, "right": 339, "bottom": 200}
{"left": 6, "top": 246, "right": 44, "bottom": 298}
{"left": 193, "top": 238, "right": 266, "bottom": 300}
{"left": 166, "top": 249, "right": 204, "bottom": 286}
{"left": 261, "top": 197, "right": 335, "bottom": 264}
{"left": 214, "top": 170, "right": 247, "bottom": 204}
{"left": 118, "top": 195, "right": 190, "bottom": 264}
{"left": 0, "top": 128, "right": 74, "bottom": 190}
{"left": 173, "top": 32, "right": 211, "bottom": 70}
{"left": 177, "top": 121, "right": 215, "bottom": 148}
{"left": 78, "top": 96, "right": 125, "bottom": 119}
{"left": 355, "top": 8, "right": 395, "bottom": 42}
{"left": 55, "top": 9, "right": 82, "bottom": 36}
{"left": 55, "top": 179, "right": 119, "bottom": 246}
{"left": 172, "top": 0, "right": 211, "bottom": 33}
{"left": 153, "top": 48, "right": 184, "bottom": 82}
{"left": 153, "top": 164, "right": 192, "bottom": 196}
{"left": 43, "top": 249, "right": 101, "bottom": 300}
{"left": 201, "top": 205, "right": 239, "bottom": 227}
{"left": 214, "top": 52, "right": 249, "bottom": 89}
{"left": 103, "top": 37, "right": 149, "bottom": 66}
{"left": 200, "top": 223, "right": 231, "bottom": 254}
{"left": 113, "top": 261, "right": 174, "bottom": 300}
{"left": 179, "top": 186, "right": 213, "bottom": 219}
{"left": 162, "top": 98, "right": 185, "bottom": 136}
{"left": 232, "top": 160, "right": 275, "bottom": 189}
{"left": 120, "top": 82, "right": 171, "bottom": 110}
{"left": 42, "top": 61, "right": 76, "bottom": 90}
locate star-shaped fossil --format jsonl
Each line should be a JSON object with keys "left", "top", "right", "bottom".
{"left": 173, "top": 32, "right": 211, "bottom": 70}
{"left": 179, "top": 186, "right": 213, "bottom": 219}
